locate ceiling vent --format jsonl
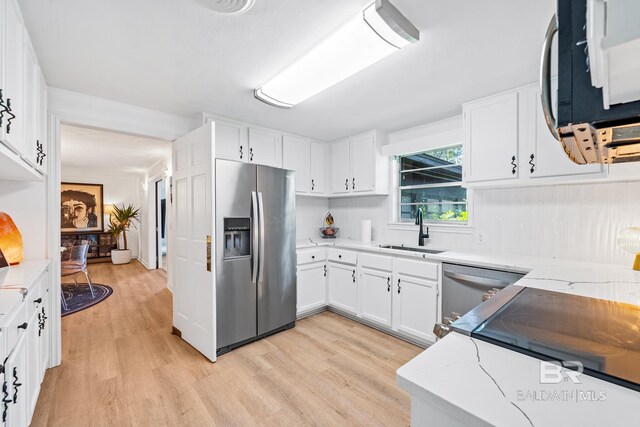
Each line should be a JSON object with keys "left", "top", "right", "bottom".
{"left": 193, "top": 0, "right": 255, "bottom": 14}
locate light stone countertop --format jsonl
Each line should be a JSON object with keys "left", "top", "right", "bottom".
{"left": 297, "top": 238, "right": 640, "bottom": 425}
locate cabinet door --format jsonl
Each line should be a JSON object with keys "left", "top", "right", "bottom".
{"left": 26, "top": 309, "right": 40, "bottom": 419}
{"left": 525, "top": 86, "right": 604, "bottom": 179}
{"left": 310, "top": 141, "right": 325, "bottom": 194}
{"left": 38, "top": 290, "right": 50, "bottom": 382}
{"left": 296, "top": 263, "right": 326, "bottom": 315}
{"left": 464, "top": 92, "right": 519, "bottom": 182}
{"left": 21, "top": 36, "right": 38, "bottom": 168}
{"left": 35, "top": 70, "right": 47, "bottom": 174}
{"left": 214, "top": 120, "right": 247, "bottom": 162}
{"left": 360, "top": 268, "right": 392, "bottom": 328}
{"left": 4, "top": 332, "right": 28, "bottom": 427}
{"left": 349, "top": 134, "right": 375, "bottom": 192}
{"left": 248, "top": 127, "right": 282, "bottom": 167}
{"left": 328, "top": 262, "right": 357, "bottom": 314}
{"left": 282, "top": 135, "right": 310, "bottom": 193}
{"left": 1, "top": 0, "right": 24, "bottom": 154}
{"left": 331, "top": 140, "right": 350, "bottom": 194}
{"left": 393, "top": 275, "right": 438, "bottom": 343}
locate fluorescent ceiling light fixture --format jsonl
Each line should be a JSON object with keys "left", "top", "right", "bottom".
{"left": 254, "top": 0, "right": 419, "bottom": 108}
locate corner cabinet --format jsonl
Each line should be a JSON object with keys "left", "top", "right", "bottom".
{"left": 330, "top": 130, "right": 389, "bottom": 196}
{"left": 463, "top": 83, "right": 605, "bottom": 187}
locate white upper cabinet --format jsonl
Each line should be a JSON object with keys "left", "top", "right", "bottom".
{"left": 22, "top": 34, "right": 39, "bottom": 169}
{"left": 349, "top": 133, "right": 375, "bottom": 192}
{"left": 521, "top": 84, "right": 604, "bottom": 179}
{"left": 309, "top": 141, "right": 326, "bottom": 194}
{"left": 214, "top": 120, "right": 247, "bottom": 163}
{"left": 463, "top": 91, "right": 520, "bottom": 183}
{"left": 35, "top": 70, "right": 47, "bottom": 174}
{"left": 463, "top": 83, "right": 607, "bottom": 187}
{"left": 330, "top": 130, "right": 389, "bottom": 196}
{"left": 331, "top": 139, "right": 350, "bottom": 194}
{"left": 248, "top": 127, "right": 282, "bottom": 168}
{"left": 282, "top": 135, "right": 310, "bottom": 193}
{"left": 1, "top": 0, "right": 25, "bottom": 155}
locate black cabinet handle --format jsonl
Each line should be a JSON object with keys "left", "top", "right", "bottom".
{"left": 239, "top": 145, "right": 243, "bottom": 159}
{"left": 529, "top": 154, "right": 535, "bottom": 173}
{"left": 338, "top": 254, "right": 342, "bottom": 259}
{"left": 17, "top": 322, "right": 28, "bottom": 330}
{"left": 36, "top": 140, "right": 46, "bottom": 166}
{"left": 511, "top": 155, "right": 517, "bottom": 174}
{"left": 4, "top": 98, "right": 15, "bottom": 134}
{"left": 323, "top": 265, "right": 327, "bottom": 277}
{"left": 0, "top": 89, "right": 6, "bottom": 128}
{"left": 352, "top": 178, "right": 355, "bottom": 190}
{"left": 249, "top": 147, "right": 254, "bottom": 161}
{"left": 397, "top": 278, "right": 401, "bottom": 294}
{"left": 311, "top": 255, "right": 315, "bottom": 260}
{"left": 345, "top": 178, "right": 348, "bottom": 190}
{"left": 12, "top": 367, "right": 21, "bottom": 404}
{"left": 34, "top": 297, "right": 42, "bottom": 304}
{"left": 352, "top": 270, "right": 356, "bottom": 283}
{"left": 311, "top": 179, "right": 315, "bottom": 191}
{"left": 387, "top": 277, "right": 390, "bottom": 292}
{"left": 2, "top": 381, "right": 10, "bottom": 423}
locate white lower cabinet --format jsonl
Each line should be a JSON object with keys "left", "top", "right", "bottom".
{"left": 360, "top": 268, "right": 392, "bottom": 328}
{"left": 4, "top": 331, "right": 28, "bottom": 427}
{"left": 26, "top": 307, "right": 40, "bottom": 421}
{"left": 38, "top": 290, "right": 50, "bottom": 383}
{"left": 393, "top": 274, "right": 438, "bottom": 344}
{"left": 328, "top": 262, "right": 358, "bottom": 314}
{"left": 296, "top": 263, "right": 327, "bottom": 316}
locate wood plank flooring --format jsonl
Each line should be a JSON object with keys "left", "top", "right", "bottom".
{"left": 32, "top": 261, "right": 422, "bottom": 426}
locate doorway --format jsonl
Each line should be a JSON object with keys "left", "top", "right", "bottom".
{"left": 155, "top": 179, "right": 167, "bottom": 271}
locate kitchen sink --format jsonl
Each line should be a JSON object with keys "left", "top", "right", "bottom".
{"left": 378, "top": 244, "right": 444, "bottom": 255}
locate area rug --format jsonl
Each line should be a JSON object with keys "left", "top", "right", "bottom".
{"left": 61, "top": 283, "right": 113, "bottom": 317}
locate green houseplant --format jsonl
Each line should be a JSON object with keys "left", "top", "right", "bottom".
{"left": 107, "top": 204, "right": 140, "bottom": 264}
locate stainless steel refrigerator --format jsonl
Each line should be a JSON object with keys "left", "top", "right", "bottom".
{"left": 215, "top": 159, "right": 296, "bottom": 355}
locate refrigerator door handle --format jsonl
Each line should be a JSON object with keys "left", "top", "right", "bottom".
{"left": 251, "top": 191, "right": 259, "bottom": 284}
{"left": 257, "top": 192, "right": 266, "bottom": 283}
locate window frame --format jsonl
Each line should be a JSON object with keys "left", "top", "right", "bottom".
{"left": 396, "top": 145, "right": 470, "bottom": 225}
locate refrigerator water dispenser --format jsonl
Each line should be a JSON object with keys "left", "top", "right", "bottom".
{"left": 223, "top": 218, "right": 251, "bottom": 259}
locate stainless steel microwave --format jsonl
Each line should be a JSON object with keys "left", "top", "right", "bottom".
{"left": 541, "top": 0, "right": 640, "bottom": 164}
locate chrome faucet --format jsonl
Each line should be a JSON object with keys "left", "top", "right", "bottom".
{"left": 415, "top": 208, "right": 430, "bottom": 246}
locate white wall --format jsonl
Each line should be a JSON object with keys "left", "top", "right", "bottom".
{"left": 296, "top": 196, "right": 330, "bottom": 240}
{"left": 61, "top": 169, "right": 142, "bottom": 257}
{"left": 0, "top": 180, "right": 48, "bottom": 260}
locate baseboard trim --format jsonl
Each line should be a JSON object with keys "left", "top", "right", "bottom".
{"left": 296, "top": 305, "right": 328, "bottom": 320}
{"left": 326, "top": 306, "right": 430, "bottom": 349}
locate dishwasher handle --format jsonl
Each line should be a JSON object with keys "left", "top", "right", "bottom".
{"left": 443, "top": 271, "right": 513, "bottom": 289}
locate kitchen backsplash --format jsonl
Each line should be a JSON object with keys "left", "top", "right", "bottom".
{"left": 324, "top": 180, "right": 640, "bottom": 266}
{"left": 296, "top": 197, "right": 330, "bottom": 239}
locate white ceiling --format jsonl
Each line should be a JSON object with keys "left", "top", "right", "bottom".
{"left": 61, "top": 125, "right": 171, "bottom": 175}
{"left": 22, "top": 0, "right": 556, "bottom": 141}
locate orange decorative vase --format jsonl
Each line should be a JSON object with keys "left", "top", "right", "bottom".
{"left": 0, "top": 212, "right": 23, "bottom": 265}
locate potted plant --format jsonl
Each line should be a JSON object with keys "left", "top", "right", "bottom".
{"left": 107, "top": 204, "right": 140, "bottom": 265}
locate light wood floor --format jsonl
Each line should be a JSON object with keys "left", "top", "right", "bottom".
{"left": 32, "top": 261, "right": 422, "bottom": 426}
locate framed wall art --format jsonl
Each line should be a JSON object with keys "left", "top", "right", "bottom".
{"left": 61, "top": 182, "right": 104, "bottom": 233}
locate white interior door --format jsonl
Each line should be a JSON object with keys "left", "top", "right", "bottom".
{"left": 172, "top": 123, "right": 216, "bottom": 362}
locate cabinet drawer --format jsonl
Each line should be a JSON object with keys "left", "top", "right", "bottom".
{"left": 297, "top": 248, "right": 326, "bottom": 265}
{"left": 327, "top": 248, "right": 357, "bottom": 265}
{"left": 395, "top": 258, "right": 439, "bottom": 280}
{"left": 359, "top": 252, "right": 393, "bottom": 271}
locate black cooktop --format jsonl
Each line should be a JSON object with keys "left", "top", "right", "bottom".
{"left": 470, "top": 287, "right": 640, "bottom": 391}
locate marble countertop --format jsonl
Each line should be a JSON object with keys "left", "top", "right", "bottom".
{"left": 297, "top": 238, "right": 640, "bottom": 424}
{"left": 0, "top": 259, "right": 50, "bottom": 322}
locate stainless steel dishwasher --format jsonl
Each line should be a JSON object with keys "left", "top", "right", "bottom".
{"left": 440, "top": 263, "right": 524, "bottom": 324}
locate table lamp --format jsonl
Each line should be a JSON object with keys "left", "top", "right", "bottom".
{"left": 617, "top": 227, "right": 640, "bottom": 271}
{"left": 0, "top": 212, "right": 23, "bottom": 265}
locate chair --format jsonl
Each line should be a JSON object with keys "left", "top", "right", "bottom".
{"left": 61, "top": 242, "right": 95, "bottom": 310}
